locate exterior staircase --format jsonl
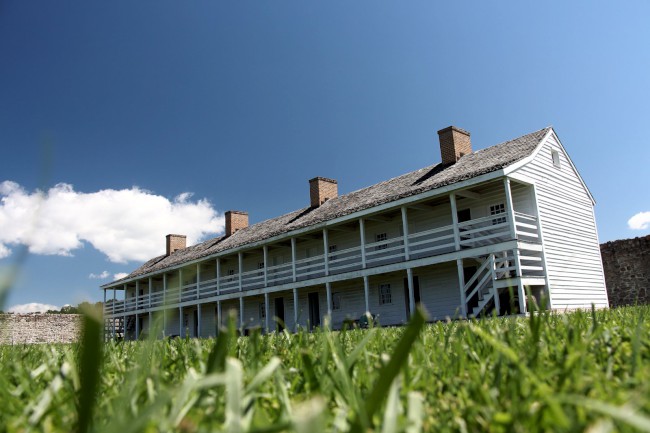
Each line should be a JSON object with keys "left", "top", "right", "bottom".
{"left": 464, "top": 252, "right": 513, "bottom": 317}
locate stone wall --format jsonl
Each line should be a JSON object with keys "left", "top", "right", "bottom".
{"left": 600, "top": 235, "right": 650, "bottom": 307}
{"left": 0, "top": 313, "right": 82, "bottom": 344}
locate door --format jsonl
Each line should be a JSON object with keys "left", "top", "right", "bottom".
{"left": 308, "top": 292, "right": 320, "bottom": 329}
{"left": 403, "top": 276, "right": 421, "bottom": 317}
{"left": 274, "top": 297, "right": 285, "bottom": 331}
{"left": 457, "top": 208, "right": 472, "bottom": 247}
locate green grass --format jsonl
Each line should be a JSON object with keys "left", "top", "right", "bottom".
{"left": 1, "top": 305, "right": 649, "bottom": 432}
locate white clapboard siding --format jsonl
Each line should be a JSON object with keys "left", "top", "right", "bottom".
{"left": 417, "top": 262, "right": 463, "bottom": 320}
{"left": 513, "top": 132, "right": 608, "bottom": 309}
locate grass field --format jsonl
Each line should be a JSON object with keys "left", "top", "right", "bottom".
{"left": 1, "top": 305, "right": 649, "bottom": 432}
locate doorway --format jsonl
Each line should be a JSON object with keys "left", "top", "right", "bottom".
{"left": 193, "top": 309, "right": 199, "bottom": 338}
{"left": 274, "top": 297, "right": 285, "bottom": 331}
{"left": 308, "top": 292, "right": 320, "bottom": 329}
{"left": 403, "top": 276, "right": 421, "bottom": 317}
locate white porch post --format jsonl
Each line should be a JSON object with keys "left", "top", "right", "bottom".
{"left": 323, "top": 229, "right": 330, "bottom": 276}
{"left": 179, "top": 306, "right": 183, "bottom": 337}
{"left": 291, "top": 238, "right": 297, "bottom": 282}
{"left": 196, "top": 263, "right": 201, "bottom": 300}
{"left": 197, "top": 304, "right": 202, "bottom": 338}
{"left": 163, "top": 273, "right": 167, "bottom": 304}
{"left": 401, "top": 206, "right": 410, "bottom": 260}
{"left": 239, "top": 296, "right": 245, "bottom": 331}
{"left": 326, "top": 282, "right": 332, "bottom": 317}
{"left": 112, "top": 288, "right": 116, "bottom": 339}
{"left": 456, "top": 258, "right": 467, "bottom": 318}
{"left": 217, "top": 301, "right": 222, "bottom": 333}
{"left": 148, "top": 277, "right": 152, "bottom": 308}
{"left": 359, "top": 218, "right": 367, "bottom": 268}
{"left": 450, "top": 193, "right": 461, "bottom": 251}
{"left": 263, "top": 245, "right": 269, "bottom": 287}
{"left": 406, "top": 268, "right": 415, "bottom": 318}
{"left": 264, "top": 292, "right": 270, "bottom": 334}
{"left": 238, "top": 252, "right": 243, "bottom": 292}
{"left": 178, "top": 269, "right": 183, "bottom": 302}
{"left": 135, "top": 281, "right": 139, "bottom": 312}
{"left": 293, "top": 288, "right": 299, "bottom": 331}
{"left": 504, "top": 178, "right": 525, "bottom": 313}
{"left": 363, "top": 275, "right": 370, "bottom": 314}
{"left": 216, "top": 258, "right": 221, "bottom": 295}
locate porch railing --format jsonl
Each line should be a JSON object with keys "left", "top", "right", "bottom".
{"left": 106, "top": 212, "right": 542, "bottom": 317}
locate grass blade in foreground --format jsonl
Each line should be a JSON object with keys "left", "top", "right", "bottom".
{"left": 77, "top": 307, "right": 103, "bottom": 433}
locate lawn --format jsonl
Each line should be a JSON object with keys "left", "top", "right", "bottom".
{"left": 1, "top": 305, "right": 649, "bottom": 432}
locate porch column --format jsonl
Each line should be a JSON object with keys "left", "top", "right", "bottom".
{"left": 291, "top": 238, "right": 297, "bottom": 282}
{"left": 148, "top": 277, "right": 152, "bottom": 308}
{"left": 359, "top": 218, "right": 367, "bottom": 268}
{"left": 196, "top": 263, "right": 201, "bottom": 300}
{"left": 217, "top": 301, "right": 222, "bottom": 334}
{"left": 179, "top": 306, "right": 183, "bottom": 337}
{"left": 323, "top": 229, "right": 330, "bottom": 276}
{"left": 163, "top": 273, "right": 167, "bottom": 304}
{"left": 197, "top": 304, "right": 202, "bottom": 338}
{"left": 216, "top": 258, "right": 221, "bottom": 295}
{"left": 103, "top": 288, "right": 106, "bottom": 313}
{"left": 238, "top": 252, "right": 243, "bottom": 292}
{"left": 263, "top": 245, "right": 269, "bottom": 287}
{"left": 503, "top": 177, "right": 517, "bottom": 239}
{"left": 450, "top": 193, "right": 460, "bottom": 251}
{"left": 112, "top": 288, "right": 116, "bottom": 339}
{"left": 363, "top": 275, "right": 370, "bottom": 314}
{"left": 264, "top": 292, "right": 270, "bottom": 334}
{"left": 406, "top": 268, "right": 415, "bottom": 317}
{"left": 504, "top": 178, "right": 525, "bottom": 313}
{"left": 239, "top": 296, "right": 245, "bottom": 330}
{"left": 293, "top": 288, "right": 299, "bottom": 331}
{"left": 326, "top": 282, "right": 332, "bottom": 317}
{"left": 456, "top": 259, "right": 467, "bottom": 318}
{"left": 401, "top": 207, "right": 410, "bottom": 260}
{"left": 178, "top": 269, "right": 183, "bottom": 302}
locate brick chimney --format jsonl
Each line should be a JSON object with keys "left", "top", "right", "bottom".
{"left": 437, "top": 126, "right": 472, "bottom": 164}
{"left": 225, "top": 210, "right": 249, "bottom": 236}
{"left": 166, "top": 234, "right": 186, "bottom": 256}
{"left": 309, "top": 177, "right": 338, "bottom": 208}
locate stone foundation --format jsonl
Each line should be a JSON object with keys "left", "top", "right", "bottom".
{"left": 600, "top": 235, "right": 650, "bottom": 307}
{"left": 0, "top": 313, "right": 82, "bottom": 344}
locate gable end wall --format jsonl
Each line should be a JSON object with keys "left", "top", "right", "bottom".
{"left": 513, "top": 133, "right": 608, "bottom": 309}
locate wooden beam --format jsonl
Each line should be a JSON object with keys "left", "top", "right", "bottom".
{"left": 456, "top": 190, "right": 481, "bottom": 200}
{"left": 364, "top": 215, "right": 392, "bottom": 222}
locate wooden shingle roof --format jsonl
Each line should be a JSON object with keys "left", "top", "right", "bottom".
{"left": 106, "top": 127, "right": 550, "bottom": 285}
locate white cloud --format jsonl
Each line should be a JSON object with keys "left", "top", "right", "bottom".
{"left": 8, "top": 302, "right": 59, "bottom": 313}
{"left": 628, "top": 211, "right": 650, "bottom": 230}
{"left": 0, "top": 181, "right": 224, "bottom": 263}
{"left": 89, "top": 271, "right": 110, "bottom": 279}
{"left": 113, "top": 273, "right": 129, "bottom": 280}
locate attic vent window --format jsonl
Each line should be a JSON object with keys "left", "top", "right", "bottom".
{"left": 551, "top": 150, "right": 561, "bottom": 168}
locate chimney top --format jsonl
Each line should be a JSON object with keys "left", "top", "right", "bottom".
{"left": 309, "top": 177, "right": 338, "bottom": 208}
{"left": 225, "top": 210, "right": 249, "bottom": 237}
{"left": 166, "top": 234, "right": 186, "bottom": 256}
{"left": 437, "top": 126, "right": 472, "bottom": 165}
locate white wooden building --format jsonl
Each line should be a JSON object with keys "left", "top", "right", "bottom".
{"left": 102, "top": 126, "right": 608, "bottom": 339}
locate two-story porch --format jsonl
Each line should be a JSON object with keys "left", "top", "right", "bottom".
{"left": 104, "top": 176, "right": 548, "bottom": 339}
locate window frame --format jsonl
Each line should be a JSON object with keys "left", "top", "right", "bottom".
{"left": 378, "top": 283, "right": 392, "bottom": 305}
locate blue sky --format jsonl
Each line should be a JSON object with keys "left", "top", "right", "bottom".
{"left": 1, "top": 1, "right": 649, "bottom": 312}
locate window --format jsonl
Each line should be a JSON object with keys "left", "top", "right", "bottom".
{"left": 375, "top": 233, "right": 388, "bottom": 251}
{"left": 258, "top": 262, "right": 265, "bottom": 277}
{"left": 328, "top": 244, "right": 338, "bottom": 261}
{"left": 227, "top": 269, "right": 235, "bottom": 282}
{"left": 259, "top": 302, "right": 266, "bottom": 320}
{"left": 489, "top": 203, "right": 506, "bottom": 225}
{"left": 379, "top": 283, "right": 392, "bottom": 305}
{"left": 331, "top": 292, "right": 341, "bottom": 311}
{"left": 551, "top": 150, "right": 561, "bottom": 168}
